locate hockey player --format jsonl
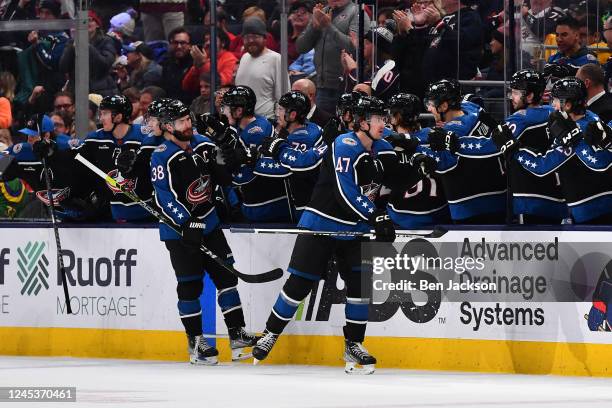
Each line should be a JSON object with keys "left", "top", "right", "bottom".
{"left": 256, "top": 90, "right": 323, "bottom": 219}
{"left": 150, "top": 99, "right": 258, "bottom": 365}
{"left": 320, "top": 92, "right": 362, "bottom": 147}
{"left": 385, "top": 93, "right": 449, "bottom": 228}
{"left": 0, "top": 114, "right": 102, "bottom": 221}
{"left": 217, "top": 85, "right": 292, "bottom": 222}
{"left": 422, "top": 79, "right": 507, "bottom": 224}
{"left": 114, "top": 98, "right": 173, "bottom": 205}
{"left": 503, "top": 77, "right": 612, "bottom": 224}
{"left": 251, "top": 96, "right": 397, "bottom": 375}
{"left": 490, "top": 69, "right": 566, "bottom": 224}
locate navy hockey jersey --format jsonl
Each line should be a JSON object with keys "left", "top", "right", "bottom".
{"left": 419, "top": 110, "right": 507, "bottom": 221}
{"left": 255, "top": 121, "right": 323, "bottom": 217}
{"left": 299, "top": 132, "right": 396, "bottom": 238}
{"left": 151, "top": 134, "right": 221, "bottom": 240}
{"left": 231, "top": 115, "right": 291, "bottom": 222}
{"left": 73, "top": 125, "right": 150, "bottom": 222}
{"left": 515, "top": 111, "right": 611, "bottom": 223}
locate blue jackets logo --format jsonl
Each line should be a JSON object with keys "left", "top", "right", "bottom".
{"left": 186, "top": 175, "right": 212, "bottom": 209}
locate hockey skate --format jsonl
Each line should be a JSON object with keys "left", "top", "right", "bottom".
{"left": 344, "top": 340, "right": 376, "bottom": 375}
{"left": 228, "top": 327, "right": 260, "bottom": 361}
{"left": 188, "top": 334, "right": 219, "bottom": 365}
{"left": 252, "top": 330, "right": 279, "bottom": 364}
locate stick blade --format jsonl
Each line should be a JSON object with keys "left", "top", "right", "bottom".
{"left": 236, "top": 267, "right": 284, "bottom": 283}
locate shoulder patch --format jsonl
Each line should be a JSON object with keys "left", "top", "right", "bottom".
{"left": 448, "top": 120, "right": 463, "bottom": 126}
{"left": 342, "top": 137, "right": 357, "bottom": 146}
{"left": 68, "top": 138, "right": 80, "bottom": 147}
{"left": 154, "top": 144, "right": 167, "bottom": 153}
{"left": 13, "top": 143, "right": 22, "bottom": 154}
{"left": 587, "top": 54, "right": 597, "bottom": 61}
{"left": 248, "top": 126, "right": 263, "bottom": 134}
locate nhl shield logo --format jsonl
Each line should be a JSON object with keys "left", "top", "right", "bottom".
{"left": 186, "top": 175, "right": 212, "bottom": 210}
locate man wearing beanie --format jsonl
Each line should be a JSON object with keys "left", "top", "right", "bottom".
{"left": 235, "top": 17, "right": 289, "bottom": 119}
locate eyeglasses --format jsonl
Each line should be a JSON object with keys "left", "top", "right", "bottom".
{"left": 243, "top": 34, "right": 264, "bottom": 41}
{"left": 171, "top": 40, "right": 190, "bottom": 46}
{"left": 54, "top": 103, "right": 73, "bottom": 110}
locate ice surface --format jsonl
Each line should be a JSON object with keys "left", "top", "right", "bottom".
{"left": 1, "top": 356, "right": 611, "bottom": 408}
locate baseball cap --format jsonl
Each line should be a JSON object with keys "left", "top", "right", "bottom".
{"left": 19, "top": 114, "right": 54, "bottom": 136}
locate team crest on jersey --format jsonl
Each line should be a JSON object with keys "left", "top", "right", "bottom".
{"left": 248, "top": 126, "right": 263, "bottom": 134}
{"left": 154, "top": 144, "right": 167, "bottom": 153}
{"left": 106, "top": 169, "right": 137, "bottom": 194}
{"left": 342, "top": 137, "right": 357, "bottom": 146}
{"left": 360, "top": 182, "right": 381, "bottom": 203}
{"left": 186, "top": 175, "right": 212, "bottom": 210}
{"left": 35, "top": 187, "right": 70, "bottom": 206}
{"left": 68, "top": 138, "right": 80, "bottom": 148}
{"left": 13, "top": 143, "right": 22, "bottom": 154}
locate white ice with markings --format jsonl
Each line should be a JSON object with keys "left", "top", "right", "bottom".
{"left": 1, "top": 356, "right": 612, "bottom": 408}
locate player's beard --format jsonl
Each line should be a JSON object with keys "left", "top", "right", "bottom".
{"left": 174, "top": 126, "right": 193, "bottom": 142}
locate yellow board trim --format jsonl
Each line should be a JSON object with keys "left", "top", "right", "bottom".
{"left": 1, "top": 327, "right": 611, "bottom": 377}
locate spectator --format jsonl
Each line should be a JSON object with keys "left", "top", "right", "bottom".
{"left": 421, "top": 0, "right": 483, "bottom": 85}
{"left": 548, "top": 15, "right": 598, "bottom": 71}
{"left": 0, "top": 71, "right": 15, "bottom": 129}
{"left": 49, "top": 110, "right": 73, "bottom": 138}
{"left": 581, "top": 14, "right": 611, "bottom": 65}
{"left": 107, "top": 9, "right": 137, "bottom": 52}
{"left": 291, "top": 78, "right": 332, "bottom": 128}
{"left": 576, "top": 63, "right": 612, "bottom": 122}
{"left": 392, "top": 0, "right": 444, "bottom": 97}
{"left": 203, "top": 8, "right": 237, "bottom": 48}
{"left": 134, "top": 85, "right": 166, "bottom": 124}
{"left": 289, "top": 50, "right": 315, "bottom": 82}
{"left": 139, "top": 0, "right": 187, "bottom": 42}
{"left": 377, "top": 7, "right": 394, "bottom": 27}
{"left": 53, "top": 91, "right": 75, "bottom": 117}
{"left": 181, "top": 29, "right": 237, "bottom": 93}
{"left": 296, "top": 0, "right": 367, "bottom": 114}
{"left": 189, "top": 73, "right": 212, "bottom": 115}
{"left": 603, "top": 16, "right": 612, "bottom": 89}
{"left": 59, "top": 10, "right": 118, "bottom": 97}
{"left": 229, "top": 6, "right": 280, "bottom": 60}
{"left": 235, "top": 17, "right": 289, "bottom": 119}
{"left": 160, "top": 27, "right": 197, "bottom": 104}
{"left": 124, "top": 42, "right": 163, "bottom": 90}
{"left": 122, "top": 87, "right": 141, "bottom": 122}
{"left": 287, "top": 1, "right": 312, "bottom": 66}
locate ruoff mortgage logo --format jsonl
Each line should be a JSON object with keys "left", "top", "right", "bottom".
{"left": 17, "top": 241, "right": 50, "bottom": 296}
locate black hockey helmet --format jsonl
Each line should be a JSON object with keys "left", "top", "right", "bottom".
{"left": 424, "top": 79, "right": 462, "bottom": 111}
{"left": 509, "top": 69, "right": 546, "bottom": 102}
{"left": 336, "top": 92, "right": 362, "bottom": 118}
{"left": 551, "top": 77, "right": 587, "bottom": 114}
{"left": 388, "top": 93, "right": 422, "bottom": 121}
{"left": 352, "top": 95, "right": 388, "bottom": 121}
{"left": 278, "top": 90, "right": 311, "bottom": 123}
{"left": 158, "top": 99, "right": 191, "bottom": 125}
{"left": 147, "top": 98, "right": 173, "bottom": 118}
{"left": 221, "top": 85, "right": 256, "bottom": 116}
{"left": 99, "top": 94, "right": 132, "bottom": 123}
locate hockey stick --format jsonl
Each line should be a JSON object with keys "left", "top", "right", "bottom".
{"left": 75, "top": 154, "right": 283, "bottom": 284}
{"left": 283, "top": 178, "right": 296, "bottom": 223}
{"left": 229, "top": 226, "right": 447, "bottom": 239}
{"left": 41, "top": 156, "right": 73, "bottom": 314}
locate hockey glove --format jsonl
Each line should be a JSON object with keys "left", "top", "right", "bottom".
{"left": 32, "top": 139, "right": 57, "bottom": 160}
{"left": 260, "top": 134, "right": 288, "bottom": 159}
{"left": 427, "top": 127, "right": 459, "bottom": 153}
{"left": 548, "top": 111, "right": 582, "bottom": 147}
{"left": 181, "top": 216, "right": 206, "bottom": 249}
{"left": 195, "top": 112, "right": 228, "bottom": 138}
{"left": 491, "top": 124, "right": 520, "bottom": 159}
{"left": 585, "top": 120, "right": 612, "bottom": 150}
{"left": 387, "top": 131, "right": 419, "bottom": 153}
{"left": 369, "top": 209, "right": 396, "bottom": 243}
{"left": 322, "top": 117, "right": 341, "bottom": 146}
{"left": 221, "top": 143, "right": 257, "bottom": 172}
{"left": 116, "top": 149, "right": 137, "bottom": 178}
{"left": 408, "top": 152, "right": 436, "bottom": 178}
